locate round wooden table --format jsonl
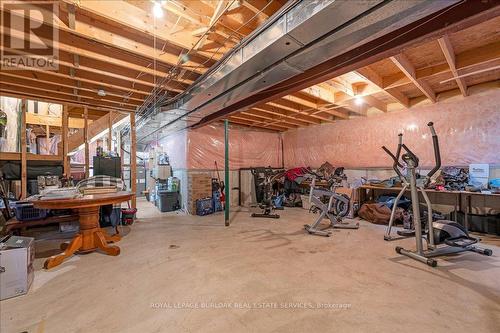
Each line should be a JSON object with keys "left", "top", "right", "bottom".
{"left": 30, "top": 191, "right": 134, "bottom": 269}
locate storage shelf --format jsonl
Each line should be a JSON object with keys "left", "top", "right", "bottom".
{"left": 0, "top": 152, "right": 63, "bottom": 162}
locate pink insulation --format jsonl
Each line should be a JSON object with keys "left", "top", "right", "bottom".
{"left": 283, "top": 90, "right": 500, "bottom": 168}
{"left": 186, "top": 123, "right": 282, "bottom": 169}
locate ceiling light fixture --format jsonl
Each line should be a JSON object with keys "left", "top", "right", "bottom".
{"left": 97, "top": 89, "right": 106, "bottom": 97}
{"left": 153, "top": 2, "right": 163, "bottom": 18}
{"left": 354, "top": 96, "right": 363, "bottom": 106}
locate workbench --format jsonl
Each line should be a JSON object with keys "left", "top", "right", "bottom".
{"left": 358, "top": 185, "right": 500, "bottom": 232}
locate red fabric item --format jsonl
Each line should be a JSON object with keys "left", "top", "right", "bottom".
{"left": 284, "top": 167, "right": 309, "bottom": 181}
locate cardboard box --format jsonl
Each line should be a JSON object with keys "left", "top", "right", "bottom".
{"left": 0, "top": 236, "right": 35, "bottom": 300}
{"left": 187, "top": 174, "right": 212, "bottom": 214}
{"left": 469, "top": 163, "right": 489, "bottom": 188}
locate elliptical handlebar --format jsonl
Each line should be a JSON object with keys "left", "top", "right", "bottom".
{"left": 382, "top": 133, "right": 404, "bottom": 179}
{"left": 401, "top": 144, "right": 419, "bottom": 167}
{"left": 382, "top": 122, "right": 442, "bottom": 182}
{"left": 426, "top": 122, "right": 441, "bottom": 179}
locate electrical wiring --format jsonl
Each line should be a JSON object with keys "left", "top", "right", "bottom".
{"left": 163, "top": 0, "right": 467, "bottom": 131}
{"left": 123, "top": 0, "right": 277, "bottom": 135}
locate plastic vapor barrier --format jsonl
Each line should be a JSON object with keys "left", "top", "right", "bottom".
{"left": 157, "top": 130, "right": 188, "bottom": 169}
{"left": 284, "top": 90, "right": 500, "bottom": 168}
{"left": 186, "top": 123, "right": 282, "bottom": 170}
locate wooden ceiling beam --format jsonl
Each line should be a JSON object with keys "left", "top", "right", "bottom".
{"left": 384, "top": 41, "right": 500, "bottom": 89}
{"left": 355, "top": 67, "right": 410, "bottom": 107}
{"left": 0, "top": 79, "right": 141, "bottom": 109}
{"left": 438, "top": 35, "right": 468, "bottom": 97}
{"left": 390, "top": 53, "right": 436, "bottom": 102}
{"left": 0, "top": 89, "right": 135, "bottom": 113}
{"left": 242, "top": 0, "right": 284, "bottom": 17}
{"left": 0, "top": 84, "right": 137, "bottom": 111}
{"left": 2, "top": 22, "right": 196, "bottom": 85}
{"left": 265, "top": 102, "right": 324, "bottom": 124}
{"left": 1, "top": 6, "right": 206, "bottom": 74}
{"left": 300, "top": 84, "right": 336, "bottom": 104}
{"left": 298, "top": 84, "right": 357, "bottom": 117}
{"left": 287, "top": 92, "right": 349, "bottom": 119}
{"left": 255, "top": 104, "right": 317, "bottom": 124}
{"left": 242, "top": 109, "right": 301, "bottom": 127}
{"left": 251, "top": 107, "right": 311, "bottom": 127}
{"left": 362, "top": 95, "right": 387, "bottom": 112}
{"left": 239, "top": 111, "right": 297, "bottom": 129}
{"left": 283, "top": 94, "right": 318, "bottom": 109}
{"left": 1, "top": 46, "right": 186, "bottom": 94}
{"left": 63, "top": 0, "right": 223, "bottom": 62}
{"left": 228, "top": 116, "right": 286, "bottom": 131}
{"left": 1, "top": 62, "right": 154, "bottom": 97}
{"left": 0, "top": 72, "right": 145, "bottom": 103}
{"left": 313, "top": 107, "right": 349, "bottom": 119}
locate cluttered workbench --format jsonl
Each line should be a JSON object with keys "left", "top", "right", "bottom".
{"left": 358, "top": 184, "right": 500, "bottom": 232}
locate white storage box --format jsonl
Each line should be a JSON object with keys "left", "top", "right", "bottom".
{"left": 301, "top": 195, "right": 312, "bottom": 210}
{"left": 0, "top": 236, "right": 35, "bottom": 300}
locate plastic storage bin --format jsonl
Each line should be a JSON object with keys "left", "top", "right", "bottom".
{"left": 196, "top": 197, "right": 213, "bottom": 216}
{"left": 157, "top": 191, "right": 180, "bottom": 212}
{"left": 212, "top": 191, "right": 223, "bottom": 212}
{"left": 14, "top": 202, "right": 47, "bottom": 221}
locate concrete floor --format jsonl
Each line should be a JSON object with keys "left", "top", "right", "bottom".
{"left": 1, "top": 198, "right": 499, "bottom": 333}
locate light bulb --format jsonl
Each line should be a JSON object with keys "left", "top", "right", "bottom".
{"left": 153, "top": 2, "right": 163, "bottom": 18}
{"left": 354, "top": 96, "right": 363, "bottom": 106}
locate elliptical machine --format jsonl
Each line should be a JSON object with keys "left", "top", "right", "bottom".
{"left": 382, "top": 133, "right": 417, "bottom": 241}
{"left": 383, "top": 122, "right": 492, "bottom": 267}
{"left": 250, "top": 168, "right": 283, "bottom": 219}
{"left": 304, "top": 177, "right": 359, "bottom": 237}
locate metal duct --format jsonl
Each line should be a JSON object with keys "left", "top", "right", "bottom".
{"left": 137, "top": 0, "right": 463, "bottom": 144}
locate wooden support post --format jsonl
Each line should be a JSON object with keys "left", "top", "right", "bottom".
{"left": 84, "top": 106, "right": 89, "bottom": 178}
{"left": 108, "top": 111, "right": 113, "bottom": 151}
{"left": 62, "top": 104, "right": 70, "bottom": 176}
{"left": 224, "top": 119, "right": 230, "bottom": 226}
{"left": 20, "top": 99, "right": 27, "bottom": 199}
{"left": 45, "top": 124, "right": 50, "bottom": 143}
{"left": 130, "top": 112, "right": 137, "bottom": 208}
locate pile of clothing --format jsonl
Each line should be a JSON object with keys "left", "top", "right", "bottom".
{"left": 441, "top": 167, "right": 469, "bottom": 191}
{"left": 281, "top": 163, "right": 348, "bottom": 207}
{"left": 358, "top": 195, "right": 410, "bottom": 225}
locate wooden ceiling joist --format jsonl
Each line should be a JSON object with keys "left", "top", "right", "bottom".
{"left": 1, "top": 6, "right": 207, "bottom": 75}
{"left": 438, "top": 35, "right": 468, "bottom": 97}
{"left": 0, "top": 72, "right": 145, "bottom": 104}
{"left": 0, "top": 80, "right": 140, "bottom": 109}
{"left": 1, "top": 46, "right": 186, "bottom": 94}
{"left": 2, "top": 24, "right": 196, "bottom": 85}
{"left": 355, "top": 67, "right": 410, "bottom": 107}
{"left": 251, "top": 107, "right": 312, "bottom": 127}
{"left": 60, "top": 0, "right": 216, "bottom": 68}
{"left": 241, "top": 0, "right": 284, "bottom": 17}
{"left": 228, "top": 116, "right": 287, "bottom": 131}
{"left": 390, "top": 53, "right": 437, "bottom": 102}
{"left": 264, "top": 103, "right": 322, "bottom": 124}
{"left": 384, "top": 41, "right": 500, "bottom": 90}
{"left": 238, "top": 111, "right": 297, "bottom": 129}
{"left": 0, "top": 90, "right": 133, "bottom": 115}
{"left": 242, "top": 109, "right": 303, "bottom": 128}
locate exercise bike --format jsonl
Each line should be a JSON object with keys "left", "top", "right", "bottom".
{"left": 383, "top": 122, "right": 492, "bottom": 267}
{"left": 250, "top": 168, "right": 284, "bottom": 219}
{"left": 304, "top": 177, "right": 359, "bottom": 237}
